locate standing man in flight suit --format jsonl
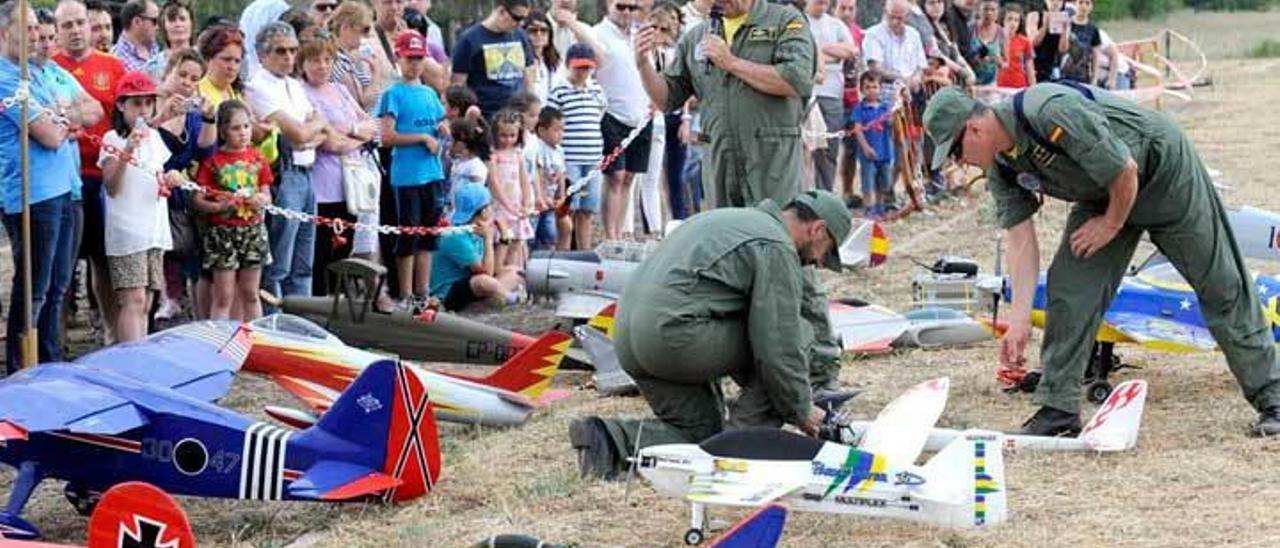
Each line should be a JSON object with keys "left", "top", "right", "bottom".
{"left": 924, "top": 84, "right": 1280, "bottom": 436}
{"left": 569, "top": 190, "right": 853, "bottom": 479}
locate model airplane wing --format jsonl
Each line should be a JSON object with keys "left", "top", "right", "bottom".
{"left": 1101, "top": 310, "right": 1217, "bottom": 352}
{"left": 0, "top": 364, "right": 149, "bottom": 438}
{"left": 286, "top": 460, "right": 403, "bottom": 501}
{"left": 829, "top": 301, "right": 909, "bottom": 353}
{"left": 555, "top": 291, "right": 621, "bottom": 320}
{"left": 856, "top": 378, "right": 949, "bottom": 466}
{"left": 75, "top": 321, "right": 251, "bottom": 402}
{"left": 686, "top": 468, "right": 806, "bottom": 508}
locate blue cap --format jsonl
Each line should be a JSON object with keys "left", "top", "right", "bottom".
{"left": 451, "top": 183, "right": 492, "bottom": 225}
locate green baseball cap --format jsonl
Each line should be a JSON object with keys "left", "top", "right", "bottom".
{"left": 923, "top": 86, "right": 978, "bottom": 170}
{"left": 788, "top": 189, "right": 853, "bottom": 272}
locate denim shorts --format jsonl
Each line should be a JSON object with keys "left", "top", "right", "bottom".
{"left": 566, "top": 163, "right": 602, "bottom": 214}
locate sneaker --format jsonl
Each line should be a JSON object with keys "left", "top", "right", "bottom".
{"left": 1251, "top": 406, "right": 1280, "bottom": 437}
{"left": 1019, "top": 406, "right": 1082, "bottom": 437}
{"left": 569, "top": 416, "right": 620, "bottom": 480}
{"left": 154, "top": 298, "right": 183, "bottom": 321}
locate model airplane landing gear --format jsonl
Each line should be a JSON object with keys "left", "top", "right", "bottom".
{"left": 1084, "top": 342, "right": 1140, "bottom": 404}
{"left": 685, "top": 502, "right": 707, "bottom": 545}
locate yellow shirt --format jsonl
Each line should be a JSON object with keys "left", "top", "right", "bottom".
{"left": 199, "top": 77, "right": 280, "bottom": 164}
{"left": 724, "top": 13, "right": 748, "bottom": 44}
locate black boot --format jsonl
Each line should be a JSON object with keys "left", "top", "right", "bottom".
{"left": 1252, "top": 407, "right": 1280, "bottom": 438}
{"left": 1019, "top": 406, "right": 1082, "bottom": 437}
{"left": 569, "top": 416, "right": 620, "bottom": 480}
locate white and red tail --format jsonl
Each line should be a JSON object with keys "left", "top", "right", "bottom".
{"left": 438, "top": 332, "right": 571, "bottom": 400}
{"left": 1079, "top": 380, "right": 1148, "bottom": 451}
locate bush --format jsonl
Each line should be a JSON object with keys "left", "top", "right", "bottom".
{"left": 1246, "top": 38, "right": 1280, "bottom": 58}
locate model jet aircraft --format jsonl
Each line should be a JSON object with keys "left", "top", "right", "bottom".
{"left": 527, "top": 221, "right": 888, "bottom": 321}
{"left": 828, "top": 301, "right": 998, "bottom": 353}
{"left": 636, "top": 378, "right": 1007, "bottom": 545}
{"left": 241, "top": 314, "right": 571, "bottom": 428}
{"left": 0, "top": 323, "right": 441, "bottom": 540}
{"left": 273, "top": 258, "right": 535, "bottom": 365}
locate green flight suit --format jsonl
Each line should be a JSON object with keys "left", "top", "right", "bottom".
{"left": 986, "top": 83, "right": 1280, "bottom": 413}
{"left": 601, "top": 200, "right": 814, "bottom": 463}
{"left": 660, "top": 0, "right": 817, "bottom": 209}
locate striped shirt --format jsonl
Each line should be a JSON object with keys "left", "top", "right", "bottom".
{"left": 547, "top": 80, "right": 607, "bottom": 164}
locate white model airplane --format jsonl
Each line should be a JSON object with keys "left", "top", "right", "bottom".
{"left": 636, "top": 379, "right": 1008, "bottom": 545}
{"left": 842, "top": 379, "right": 1148, "bottom": 453}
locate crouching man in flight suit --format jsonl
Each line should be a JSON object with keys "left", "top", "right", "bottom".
{"left": 924, "top": 84, "right": 1280, "bottom": 437}
{"left": 569, "top": 190, "right": 854, "bottom": 479}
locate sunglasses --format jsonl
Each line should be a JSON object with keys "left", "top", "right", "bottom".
{"left": 272, "top": 46, "right": 299, "bottom": 56}
{"left": 140, "top": 15, "right": 159, "bottom": 24}
{"left": 616, "top": 3, "right": 642, "bottom": 11}
{"left": 315, "top": 3, "right": 338, "bottom": 12}
{"left": 505, "top": 7, "right": 528, "bottom": 22}
{"left": 525, "top": 25, "right": 550, "bottom": 34}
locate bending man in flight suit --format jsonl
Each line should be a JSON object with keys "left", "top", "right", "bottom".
{"left": 924, "top": 84, "right": 1280, "bottom": 436}
{"left": 569, "top": 190, "right": 853, "bottom": 479}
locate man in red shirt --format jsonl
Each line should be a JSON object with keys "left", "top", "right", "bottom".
{"left": 54, "top": 0, "right": 125, "bottom": 343}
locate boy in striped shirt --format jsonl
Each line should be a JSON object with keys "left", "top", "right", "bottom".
{"left": 547, "top": 43, "right": 607, "bottom": 251}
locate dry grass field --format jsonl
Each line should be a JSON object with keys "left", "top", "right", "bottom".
{"left": 4, "top": 9, "right": 1280, "bottom": 548}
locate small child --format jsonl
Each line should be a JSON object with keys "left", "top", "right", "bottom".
{"left": 193, "top": 99, "right": 273, "bottom": 322}
{"left": 376, "top": 30, "right": 448, "bottom": 307}
{"left": 488, "top": 110, "right": 534, "bottom": 268}
{"left": 430, "top": 183, "right": 524, "bottom": 311}
{"left": 547, "top": 43, "right": 607, "bottom": 251}
{"left": 997, "top": 3, "right": 1036, "bottom": 89}
{"left": 448, "top": 117, "right": 490, "bottom": 208}
{"left": 528, "top": 107, "right": 570, "bottom": 251}
{"left": 99, "top": 72, "right": 179, "bottom": 342}
{"left": 850, "top": 71, "right": 896, "bottom": 218}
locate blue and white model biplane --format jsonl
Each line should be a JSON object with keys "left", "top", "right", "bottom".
{"left": 0, "top": 322, "right": 442, "bottom": 540}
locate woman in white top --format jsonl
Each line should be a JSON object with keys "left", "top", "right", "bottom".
{"left": 99, "top": 72, "right": 185, "bottom": 342}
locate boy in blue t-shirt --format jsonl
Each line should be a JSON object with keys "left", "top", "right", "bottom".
{"left": 376, "top": 30, "right": 447, "bottom": 307}
{"left": 850, "top": 71, "right": 896, "bottom": 218}
{"left": 431, "top": 183, "right": 526, "bottom": 311}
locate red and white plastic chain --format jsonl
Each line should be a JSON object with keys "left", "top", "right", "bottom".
{"left": 564, "top": 112, "right": 656, "bottom": 197}
{"left": 802, "top": 94, "right": 903, "bottom": 142}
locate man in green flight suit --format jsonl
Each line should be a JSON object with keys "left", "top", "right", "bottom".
{"left": 924, "top": 83, "right": 1280, "bottom": 437}
{"left": 632, "top": 0, "right": 845, "bottom": 393}
{"left": 569, "top": 190, "right": 853, "bottom": 479}
{"left": 633, "top": 0, "right": 816, "bottom": 210}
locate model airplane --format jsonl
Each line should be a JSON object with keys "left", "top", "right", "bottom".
{"left": 274, "top": 258, "right": 535, "bottom": 365}
{"left": 527, "top": 222, "right": 888, "bottom": 321}
{"left": 637, "top": 378, "right": 1007, "bottom": 545}
{"left": 0, "top": 323, "right": 441, "bottom": 540}
{"left": 241, "top": 314, "right": 571, "bottom": 428}
{"left": 828, "top": 301, "right": 998, "bottom": 353}
{"left": 981, "top": 260, "right": 1280, "bottom": 401}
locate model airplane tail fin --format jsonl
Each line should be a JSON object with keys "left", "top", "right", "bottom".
{"left": 588, "top": 303, "right": 618, "bottom": 339}
{"left": 709, "top": 504, "right": 788, "bottom": 547}
{"left": 920, "top": 430, "right": 1007, "bottom": 528}
{"left": 1079, "top": 380, "right": 1148, "bottom": 451}
{"left": 298, "top": 360, "right": 441, "bottom": 503}
{"left": 478, "top": 332, "right": 572, "bottom": 399}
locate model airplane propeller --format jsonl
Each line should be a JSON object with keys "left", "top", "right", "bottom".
{"left": 0, "top": 323, "right": 441, "bottom": 540}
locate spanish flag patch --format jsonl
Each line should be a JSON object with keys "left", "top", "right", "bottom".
{"left": 785, "top": 21, "right": 805, "bottom": 30}
{"left": 1049, "top": 126, "right": 1065, "bottom": 143}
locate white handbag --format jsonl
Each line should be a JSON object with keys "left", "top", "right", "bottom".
{"left": 342, "top": 152, "right": 380, "bottom": 215}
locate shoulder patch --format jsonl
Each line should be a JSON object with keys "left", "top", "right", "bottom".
{"left": 785, "top": 21, "right": 805, "bottom": 30}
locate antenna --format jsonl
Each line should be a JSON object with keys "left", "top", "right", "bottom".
{"left": 992, "top": 235, "right": 1003, "bottom": 331}
{"left": 623, "top": 419, "right": 645, "bottom": 506}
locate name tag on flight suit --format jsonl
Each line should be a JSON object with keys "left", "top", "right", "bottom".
{"left": 747, "top": 28, "right": 775, "bottom": 42}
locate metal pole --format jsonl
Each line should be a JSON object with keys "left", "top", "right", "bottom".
{"left": 18, "top": 0, "right": 36, "bottom": 369}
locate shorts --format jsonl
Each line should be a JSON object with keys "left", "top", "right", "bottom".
{"left": 79, "top": 175, "right": 106, "bottom": 260}
{"left": 442, "top": 277, "right": 482, "bottom": 311}
{"left": 532, "top": 211, "right": 557, "bottom": 250}
{"left": 601, "top": 113, "right": 653, "bottom": 175}
{"left": 107, "top": 248, "right": 164, "bottom": 291}
{"left": 567, "top": 163, "right": 602, "bottom": 213}
{"left": 394, "top": 183, "right": 443, "bottom": 257}
{"left": 202, "top": 223, "right": 269, "bottom": 271}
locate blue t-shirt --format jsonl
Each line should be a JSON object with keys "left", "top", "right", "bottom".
{"left": 850, "top": 100, "right": 895, "bottom": 164}
{"left": 430, "top": 231, "right": 483, "bottom": 297}
{"left": 450, "top": 23, "right": 534, "bottom": 117}
{"left": 33, "top": 61, "right": 84, "bottom": 200}
{"left": 375, "top": 81, "right": 446, "bottom": 187}
{"left": 0, "top": 59, "right": 77, "bottom": 214}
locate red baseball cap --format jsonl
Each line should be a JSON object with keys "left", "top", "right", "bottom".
{"left": 116, "top": 71, "right": 158, "bottom": 98}
{"left": 395, "top": 30, "right": 428, "bottom": 58}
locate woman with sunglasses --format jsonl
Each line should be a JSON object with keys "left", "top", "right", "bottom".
{"left": 327, "top": 1, "right": 383, "bottom": 110}
{"left": 522, "top": 10, "right": 561, "bottom": 104}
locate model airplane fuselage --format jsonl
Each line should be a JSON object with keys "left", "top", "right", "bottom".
{"left": 243, "top": 314, "right": 569, "bottom": 428}
{"left": 0, "top": 325, "right": 441, "bottom": 540}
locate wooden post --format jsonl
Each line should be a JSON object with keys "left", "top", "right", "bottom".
{"left": 18, "top": 0, "right": 36, "bottom": 369}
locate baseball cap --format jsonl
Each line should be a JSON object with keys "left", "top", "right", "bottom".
{"left": 451, "top": 183, "right": 492, "bottom": 225}
{"left": 566, "top": 43, "right": 597, "bottom": 69}
{"left": 395, "top": 30, "right": 428, "bottom": 58}
{"left": 923, "top": 86, "right": 978, "bottom": 170}
{"left": 116, "top": 71, "right": 158, "bottom": 98}
{"left": 787, "top": 189, "right": 853, "bottom": 272}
